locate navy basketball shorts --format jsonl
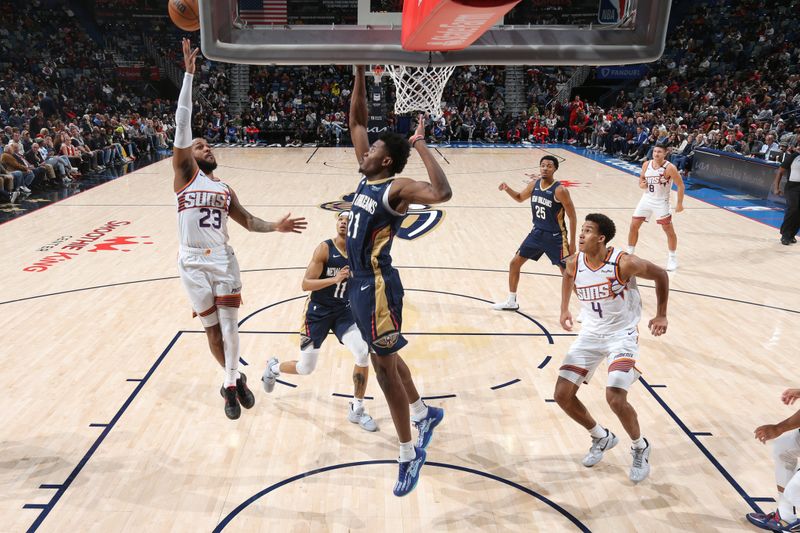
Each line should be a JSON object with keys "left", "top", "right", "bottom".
{"left": 299, "top": 301, "right": 356, "bottom": 350}
{"left": 518, "top": 228, "right": 567, "bottom": 266}
{"left": 348, "top": 268, "right": 408, "bottom": 356}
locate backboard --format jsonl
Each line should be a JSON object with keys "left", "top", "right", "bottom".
{"left": 201, "top": 0, "right": 671, "bottom": 67}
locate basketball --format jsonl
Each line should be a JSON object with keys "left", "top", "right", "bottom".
{"left": 168, "top": 0, "right": 200, "bottom": 32}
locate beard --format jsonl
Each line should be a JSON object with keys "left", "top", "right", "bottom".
{"left": 196, "top": 157, "right": 217, "bottom": 174}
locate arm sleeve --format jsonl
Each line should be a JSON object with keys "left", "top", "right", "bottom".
{"left": 174, "top": 73, "right": 194, "bottom": 149}
{"left": 781, "top": 153, "right": 796, "bottom": 170}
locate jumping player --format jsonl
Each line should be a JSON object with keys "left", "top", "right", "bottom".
{"left": 173, "top": 39, "right": 306, "bottom": 420}
{"left": 492, "top": 155, "right": 577, "bottom": 310}
{"left": 556, "top": 213, "right": 669, "bottom": 483}
{"left": 262, "top": 211, "right": 378, "bottom": 432}
{"left": 627, "top": 143, "right": 684, "bottom": 271}
{"left": 746, "top": 387, "right": 800, "bottom": 532}
{"left": 346, "top": 65, "right": 452, "bottom": 497}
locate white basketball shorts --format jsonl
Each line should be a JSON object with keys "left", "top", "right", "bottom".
{"left": 178, "top": 244, "right": 242, "bottom": 326}
{"left": 559, "top": 328, "right": 641, "bottom": 390}
{"left": 632, "top": 195, "right": 672, "bottom": 224}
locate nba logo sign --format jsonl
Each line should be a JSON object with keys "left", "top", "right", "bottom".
{"left": 598, "top": 0, "right": 625, "bottom": 24}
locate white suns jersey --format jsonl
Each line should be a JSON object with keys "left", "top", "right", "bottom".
{"left": 176, "top": 169, "right": 232, "bottom": 249}
{"left": 574, "top": 247, "right": 641, "bottom": 334}
{"left": 643, "top": 160, "right": 672, "bottom": 200}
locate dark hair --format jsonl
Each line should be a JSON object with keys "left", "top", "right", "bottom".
{"left": 653, "top": 142, "right": 669, "bottom": 151}
{"left": 379, "top": 133, "right": 411, "bottom": 176}
{"left": 540, "top": 155, "right": 559, "bottom": 169}
{"left": 585, "top": 213, "right": 616, "bottom": 243}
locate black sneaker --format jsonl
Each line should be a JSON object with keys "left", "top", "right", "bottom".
{"left": 781, "top": 237, "right": 792, "bottom": 246}
{"left": 236, "top": 373, "right": 255, "bottom": 409}
{"left": 792, "top": 237, "right": 798, "bottom": 244}
{"left": 220, "top": 385, "right": 241, "bottom": 420}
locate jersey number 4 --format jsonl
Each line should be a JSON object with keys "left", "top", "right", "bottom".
{"left": 591, "top": 302, "right": 603, "bottom": 318}
{"left": 199, "top": 208, "right": 222, "bottom": 229}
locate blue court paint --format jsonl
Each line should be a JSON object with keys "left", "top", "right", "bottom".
{"left": 649, "top": 384, "right": 667, "bottom": 388}
{"left": 38, "top": 485, "right": 61, "bottom": 490}
{"left": 212, "top": 460, "right": 590, "bottom": 532}
{"left": 545, "top": 399, "right": 557, "bottom": 403}
{"left": 276, "top": 379, "right": 297, "bottom": 388}
{"left": 238, "top": 358, "right": 248, "bottom": 366}
{"left": 421, "top": 394, "right": 457, "bottom": 400}
{"left": 752, "top": 497, "right": 777, "bottom": 503}
{"left": 125, "top": 378, "right": 142, "bottom": 382}
{"left": 23, "top": 504, "right": 48, "bottom": 510}
{"left": 491, "top": 378, "right": 521, "bottom": 390}
{"left": 25, "top": 331, "right": 183, "bottom": 532}
{"left": 538, "top": 355, "right": 552, "bottom": 369}
{"left": 88, "top": 423, "right": 108, "bottom": 428}
{"left": 641, "top": 378, "right": 764, "bottom": 514}
{"left": 332, "top": 393, "right": 375, "bottom": 400}
{"left": 691, "top": 432, "right": 713, "bottom": 437}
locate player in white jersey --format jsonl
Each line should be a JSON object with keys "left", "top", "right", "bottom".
{"left": 556, "top": 213, "right": 670, "bottom": 483}
{"left": 627, "top": 143, "right": 685, "bottom": 271}
{"left": 173, "top": 39, "right": 307, "bottom": 420}
{"left": 746, "top": 387, "right": 800, "bottom": 532}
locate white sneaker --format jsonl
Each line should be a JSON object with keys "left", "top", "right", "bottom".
{"left": 10, "top": 190, "right": 20, "bottom": 203}
{"left": 348, "top": 402, "right": 378, "bottom": 432}
{"left": 629, "top": 439, "right": 651, "bottom": 483}
{"left": 582, "top": 430, "right": 619, "bottom": 467}
{"left": 666, "top": 257, "right": 678, "bottom": 271}
{"left": 261, "top": 357, "right": 279, "bottom": 393}
{"left": 491, "top": 299, "right": 519, "bottom": 311}
{"left": 20, "top": 186, "right": 31, "bottom": 193}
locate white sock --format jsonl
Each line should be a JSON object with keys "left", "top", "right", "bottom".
{"left": 508, "top": 292, "right": 517, "bottom": 302}
{"left": 668, "top": 250, "right": 677, "bottom": 259}
{"left": 627, "top": 246, "right": 635, "bottom": 254}
{"left": 632, "top": 436, "right": 647, "bottom": 449}
{"left": 399, "top": 441, "right": 416, "bottom": 462}
{"left": 410, "top": 398, "right": 428, "bottom": 421}
{"left": 589, "top": 424, "right": 607, "bottom": 439}
{"left": 352, "top": 398, "right": 364, "bottom": 411}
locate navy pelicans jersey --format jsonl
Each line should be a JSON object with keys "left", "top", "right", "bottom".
{"left": 346, "top": 177, "right": 405, "bottom": 277}
{"left": 574, "top": 247, "right": 641, "bottom": 333}
{"left": 176, "top": 168, "right": 231, "bottom": 248}
{"left": 310, "top": 239, "right": 349, "bottom": 309}
{"left": 531, "top": 179, "right": 567, "bottom": 235}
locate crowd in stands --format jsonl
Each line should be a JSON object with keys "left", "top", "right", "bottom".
{"left": 2, "top": 0, "right": 799, "bottom": 205}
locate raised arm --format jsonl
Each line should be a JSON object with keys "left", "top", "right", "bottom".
{"left": 301, "top": 242, "right": 350, "bottom": 292}
{"left": 391, "top": 115, "right": 452, "bottom": 207}
{"left": 498, "top": 179, "right": 535, "bottom": 203}
{"left": 668, "top": 163, "right": 685, "bottom": 212}
{"left": 228, "top": 188, "right": 308, "bottom": 233}
{"left": 349, "top": 66, "right": 370, "bottom": 166}
{"left": 173, "top": 38, "right": 200, "bottom": 192}
{"left": 559, "top": 255, "right": 577, "bottom": 330}
{"left": 618, "top": 253, "right": 669, "bottom": 336}
{"left": 555, "top": 185, "right": 577, "bottom": 254}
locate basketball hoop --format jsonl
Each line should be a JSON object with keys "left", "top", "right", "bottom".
{"left": 384, "top": 64, "right": 455, "bottom": 119}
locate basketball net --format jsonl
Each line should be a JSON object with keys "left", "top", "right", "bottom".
{"left": 383, "top": 64, "right": 455, "bottom": 119}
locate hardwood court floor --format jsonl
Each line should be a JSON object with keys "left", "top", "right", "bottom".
{"left": 1, "top": 147, "right": 797, "bottom": 532}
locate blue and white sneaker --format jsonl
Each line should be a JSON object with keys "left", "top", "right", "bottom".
{"left": 393, "top": 446, "right": 427, "bottom": 497}
{"left": 746, "top": 510, "right": 800, "bottom": 531}
{"left": 414, "top": 406, "right": 444, "bottom": 449}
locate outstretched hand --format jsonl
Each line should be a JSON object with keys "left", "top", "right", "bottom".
{"left": 275, "top": 213, "right": 308, "bottom": 234}
{"left": 182, "top": 38, "right": 199, "bottom": 74}
{"left": 414, "top": 114, "right": 426, "bottom": 138}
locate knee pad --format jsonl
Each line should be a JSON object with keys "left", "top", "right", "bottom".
{"left": 296, "top": 346, "right": 320, "bottom": 375}
{"left": 342, "top": 325, "right": 369, "bottom": 367}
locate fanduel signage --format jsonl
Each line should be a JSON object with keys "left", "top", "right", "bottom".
{"left": 596, "top": 65, "right": 649, "bottom": 80}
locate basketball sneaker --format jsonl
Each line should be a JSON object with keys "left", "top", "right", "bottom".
{"left": 414, "top": 406, "right": 444, "bottom": 449}
{"left": 348, "top": 401, "right": 378, "bottom": 432}
{"left": 629, "top": 439, "right": 651, "bottom": 483}
{"left": 393, "top": 446, "right": 427, "bottom": 497}
{"left": 220, "top": 385, "right": 241, "bottom": 420}
{"left": 666, "top": 256, "right": 678, "bottom": 271}
{"left": 491, "top": 298, "right": 519, "bottom": 311}
{"left": 582, "top": 429, "right": 619, "bottom": 467}
{"left": 261, "top": 357, "right": 279, "bottom": 393}
{"left": 236, "top": 372, "right": 255, "bottom": 409}
{"left": 746, "top": 510, "right": 800, "bottom": 531}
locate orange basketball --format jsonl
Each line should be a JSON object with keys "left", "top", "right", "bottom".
{"left": 168, "top": 0, "right": 200, "bottom": 32}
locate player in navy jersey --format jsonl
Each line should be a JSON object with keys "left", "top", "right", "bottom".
{"left": 261, "top": 212, "right": 377, "bottom": 432}
{"left": 492, "top": 155, "right": 577, "bottom": 310}
{"left": 347, "top": 65, "right": 452, "bottom": 497}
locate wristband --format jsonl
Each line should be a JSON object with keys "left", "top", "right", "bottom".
{"left": 410, "top": 135, "right": 424, "bottom": 147}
